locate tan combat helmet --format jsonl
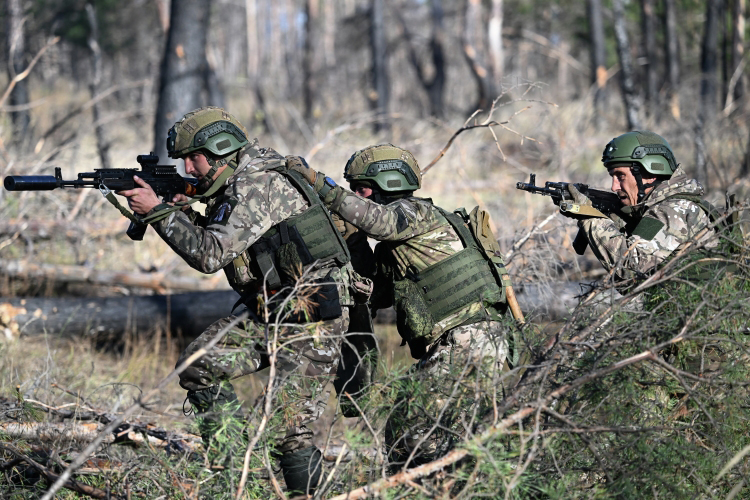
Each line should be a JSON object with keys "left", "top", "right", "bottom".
{"left": 344, "top": 144, "right": 421, "bottom": 193}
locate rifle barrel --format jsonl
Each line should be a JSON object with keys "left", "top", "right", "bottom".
{"left": 4, "top": 175, "right": 59, "bottom": 191}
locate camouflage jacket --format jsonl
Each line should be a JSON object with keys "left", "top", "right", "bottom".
{"left": 151, "top": 142, "right": 352, "bottom": 302}
{"left": 581, "top": 166, "right": 715, "bottom": 281}
{"left": 320, "top": 184, "right": 497, "bottom": 337}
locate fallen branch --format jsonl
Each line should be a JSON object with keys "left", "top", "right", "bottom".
{"left": 0, "top": 259, "right": 230, "bottom": 292}
{"left": 0, "top": 442, "right": 111, "bottom": 499}
{"left": 40, "top": 312, "right": 250, "bottom": 500}
{"left": 0, "top": 421, "right": 203, "bottom": 453}
{"left": 1, "top": 290, "right": 238, "bottom": 339}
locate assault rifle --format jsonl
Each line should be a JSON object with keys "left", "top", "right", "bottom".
{"left": 516, "top": 173, "right": 626, "bottom": 254}
{"left": 3, "top": 153, "right": 198, "bottom": 240}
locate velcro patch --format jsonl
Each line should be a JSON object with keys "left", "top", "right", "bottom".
{"left": 210, "top": 198, "right": 238, "bottom": 225}
{"left": 395, "top": 206, "right": 409, "bottom": 233}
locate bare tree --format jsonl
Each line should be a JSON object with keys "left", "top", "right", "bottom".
{"left": 463, "top": 0, "right": 494, "bottom": 111}
{"left": 612, "top": 0, "right": 641, "bottom": 129}
{"left": 700, "top": 0, "right": 720, "bottom": 119}
{"left": 730, "top": 0, "right": 745, "bottom": 103}
{"left": 488, "top": 0, "right": 504, "bottom": 84}
{"left": 245, "top": 0, "right": 259, "bottom": 82}
{"left": 587, "top": 0, "right": 607, "bottom": 116}
{"left": 397, "top": 0, "right": 446, "bottom": 118}
{"left": 153, "top": 0, "right": 212, "bottom": 165}
{"left": 663, "top": 0, "right": 680, "bottom": 119}
{"left": 640, "top": 0, "right": 657, "bottom": 111}
{"left": 303, "top": 0, "right": 321, "bottom": 120}
{"left": 85, "top": 3, "right": 112, "bottom": 171}
{"left": 6, "top": 0, "right": 30, "bottom": 148}
{"left": 370, "top": 0, "right": 389, "bottom": 132}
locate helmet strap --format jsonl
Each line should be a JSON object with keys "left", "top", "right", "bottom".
{"left": 631, "top": 163, "right": 664, "bottom": 204}
{"left": 198, "top": 153, "right": 235, "bottom": 192}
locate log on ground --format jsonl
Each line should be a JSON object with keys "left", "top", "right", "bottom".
{"left": 0, "top": 290, "right": 240, "bottom": 339}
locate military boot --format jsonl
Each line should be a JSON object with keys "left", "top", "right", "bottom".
{"left": 186, "top": 382, "right": 246, "bottom": 464}
{"left": 279, "top": 446, "right": 323, "bottom": 496}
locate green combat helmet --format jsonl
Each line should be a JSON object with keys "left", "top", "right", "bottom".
{"left": 601, "top": 130, "right": 678, "bottom": 177}
{"left": 344, "top": 144, "right": 421, "bottom": 194}
{"left": 167, "top": 107, "right": 249, "bottom": 189}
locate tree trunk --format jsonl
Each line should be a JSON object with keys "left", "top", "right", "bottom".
{"left": 153, "top": 0, "right": 212, "bottom": 168}
{"left": 245, "top": 0, "right": 259, "bottom": 82}
{"left": 586, "top": 0, "right": 607, "bottom": 114}
{"left": 731, "top": 0, "right": 745, "bottom": 103}
{"left": 640, "top": 0, "right": 657, "bottom": 111}
{"left": 700, "top": 0, "right": 721, "bottom": 119}
{"left": 612, "top": 0, "right": 642, "bottom": 130}
{"left": 85, "top": 4, "right": 112, "bottom": 171}
{"left": 488, "top": 0, "right": 504, "bottom": 84}
{"left": 463, "top": 0, "right": 494, "bottom": 110}
{"left": 370, "top": 0, "right": 390, "bottom": 132}
{"left": 303, "top": 0, "right": 321, "bottom": 120}
{"left": 0, "top": 259, "right": 230, "bottom": 293}
{"left": 6, "top": 0, "right": 31, "bottom": 149}
{"left": 663, "top": 0, "right": 680, "bottom": 119}
{"left": 1, "top": 290, "right": 240, "bottom": 340}
{"left": 398, "top": 0, "right": 446, "bottom": 118}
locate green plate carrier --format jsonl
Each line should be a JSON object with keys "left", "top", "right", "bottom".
{"left": 394, "top": 205, "right": 509, "bottom": 343}
{"left": 245, "top": 157, "right": 351, "bottom": 291}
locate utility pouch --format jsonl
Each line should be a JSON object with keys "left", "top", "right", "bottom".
{"left": 467, "top": 206, "right": 512, "bottom": 294}
{"left": 310, "top": 271, "right": 342, "bottom": 321}
{"left": 229, "top": 250, "right": 260, "bottom": 292}
{"left": 393, "top": 278, "right": 435, "bottom": 356}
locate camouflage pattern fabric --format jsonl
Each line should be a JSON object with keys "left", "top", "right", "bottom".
{"left": 323, "top": 187, "right": 464, "bottom": 278}
{"left": 385, "top": 320, "right": 509, "bottom": 469}
{"left": 317, "top": 182, "right": 511, "bottom": 469}
{"left": 150, "top": 141, "right": 350, "bottom": 454}
{"left": 178, "top": 310, "right": 348, "bottom": 453}
{"left": 581, "top": 166, "right": 716, "bottom": 281}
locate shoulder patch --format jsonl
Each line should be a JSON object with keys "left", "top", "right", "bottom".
{"left": 210, "top": 198, "right": 238, "bottom": 226}
{"left": 631, "top": 216, "right": 664, "bottom": 241}
{"left": 395, "top": 205, "right": 409, "bottom": 233}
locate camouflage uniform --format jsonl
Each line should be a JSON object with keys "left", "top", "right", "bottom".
{"left": 317, "top": 183, "right": 510, "bottom": 468}
{"left": 154, "top": 141, "right": 352, "bottom": 455}
{"left": 581, "top": 166, "right": 716, "bottom": 282}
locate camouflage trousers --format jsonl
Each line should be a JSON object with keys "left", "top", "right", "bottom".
{"left": 384, "top": 320, "right": 509, "bottom": 470}
{"left": 178, "top": 307, "right": 349, "bottom": 454}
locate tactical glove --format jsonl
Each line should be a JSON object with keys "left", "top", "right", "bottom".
{"left": 288, "top": 160, "right": 319, "bottom": 185}
{"left": 332, "top": 213, "right": 358, "bottom": 240}
{"left": 567, "top": 184, "right": 593, "bottom": 206}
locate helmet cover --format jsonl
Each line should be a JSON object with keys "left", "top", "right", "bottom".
{"left": 344, "top": 144, "right": 421, "bottom": 193}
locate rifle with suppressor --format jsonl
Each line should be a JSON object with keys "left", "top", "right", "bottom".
{"left": 516, "top": 173, "right": 627, "bottom": 254}
{"left": 3, "top": 153, "right": 198, "bottom": 241}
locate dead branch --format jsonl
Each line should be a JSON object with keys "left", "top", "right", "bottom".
{"left": 0, "top": 421, "right": 203, "bottom": 453}
{"left": 0, "top": 442, "right": 112, "bottom": 499}
{"left": 0, "top": 37, "right": 60, "bottom": 110}
{"left": 39, "top": 311, "right": 250, "bottom": 500}
{"left": 421, "top": 88, "right": 554, "bottom": 174}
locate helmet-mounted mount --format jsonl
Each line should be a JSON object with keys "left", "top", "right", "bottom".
{"left": 344, "top": 144, "right": 422, "bottom": 195}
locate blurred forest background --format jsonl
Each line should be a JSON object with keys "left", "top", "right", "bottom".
{"left": 1, "top": 0, "right": 750, "bottom": 498}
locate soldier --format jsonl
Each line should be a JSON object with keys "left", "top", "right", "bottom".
{"left": 569, "top": 131, "right": 717, "bottom": 282}
{"left": 117, "top": 107, "right": 357, "bottom": 495}
{"left": 289, "top": 144, "right": 516, "bottom": 470}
